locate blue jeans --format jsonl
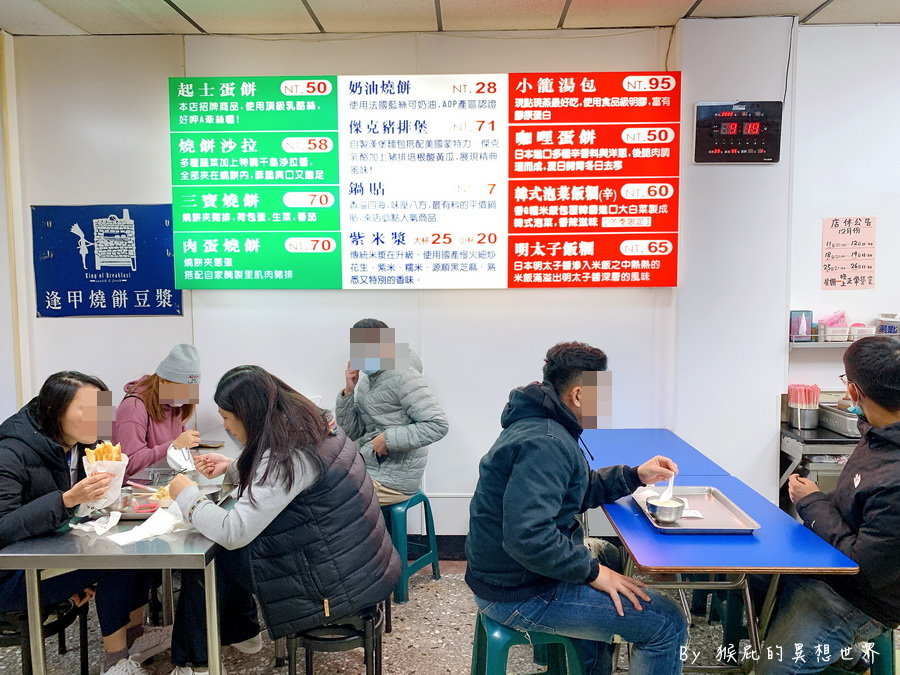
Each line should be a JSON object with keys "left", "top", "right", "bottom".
{"left": 475, "top": 582, "right": 687, "bottom": 675}
{"left": 755, "top": 575, "right": 886, "bottom": 674}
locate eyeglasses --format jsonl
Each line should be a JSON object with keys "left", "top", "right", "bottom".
{"left": 839, "top": 373, "right": 849, "bottom": 386}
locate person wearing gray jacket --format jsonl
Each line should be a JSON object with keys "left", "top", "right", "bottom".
{"left": 335, "top": 318, "right": 449, "bottom": 505}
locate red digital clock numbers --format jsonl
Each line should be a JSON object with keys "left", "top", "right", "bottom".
{"left": 720, "top": 121, "right": 761, "bottom": 135}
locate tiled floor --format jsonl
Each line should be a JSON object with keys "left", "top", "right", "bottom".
{"left": 1, "top": 565, "right": 896, "bottom": 674}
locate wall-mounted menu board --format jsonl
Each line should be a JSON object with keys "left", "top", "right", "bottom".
{"left": 170, "top": 72, "right": 680, "bottom": 289}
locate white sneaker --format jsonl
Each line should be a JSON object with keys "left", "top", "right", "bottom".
{"left": 129, "top": 625, "right": 173, "bottom": 662}
{"left": 169, "top": 666, "right": 227, "bottom": 675}
{"left": 101, "top": 657, "right": 150, "bottom": 675}
{"left": 229, "top": 631, "right": 263, "bottom": 654}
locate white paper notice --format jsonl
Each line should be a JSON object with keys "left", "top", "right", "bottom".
{"left": 822, "top": 216, "right": 876, "bottom": 289}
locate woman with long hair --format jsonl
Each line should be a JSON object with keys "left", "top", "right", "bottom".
{"left": 114, "top": 343, "right": 201, "bottom": 478}
{"left": 166, "top": 365, "right": 399, "bottom": 675}
{"left": 0, "top": 372, "right": 170, "bottom": 675}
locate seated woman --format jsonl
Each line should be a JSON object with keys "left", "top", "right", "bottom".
{"left": 0, "top": 371, "right": 170, "bottom": 675}
{"left": 167, "top": 365, "right": 400, "bottom": 675}
{"left": 114, "top": 343, "right": 202, "bottom": 479}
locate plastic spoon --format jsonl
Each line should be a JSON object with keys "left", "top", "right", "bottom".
{"left": 660, "top": 476, "right": 675, "bottom": 503}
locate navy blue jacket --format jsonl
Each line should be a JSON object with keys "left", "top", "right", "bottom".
{"left": 246, "top": 426, "right": 400, "bottom": 638}
{"left": 465, "top": 382, "right": 641, "bottom": 602}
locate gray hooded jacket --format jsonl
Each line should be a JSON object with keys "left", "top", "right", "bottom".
{"left": 335, "top": 351, "right": 449, "bottom": 494}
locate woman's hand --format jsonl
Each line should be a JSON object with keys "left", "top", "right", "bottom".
{"left": 168, "top": 473, "right": 197, "bottom": 499}
{"left": 62, "top": 473, "right": 113, "bottom": 508}
{"left": 173, "top": 430, "right": 201, "bottom": 450}
{"left": 70, "top": 586, "right": 95, "bottom": 607}
{"left": 193, "top": 452, "right": 230, "bottom": 479}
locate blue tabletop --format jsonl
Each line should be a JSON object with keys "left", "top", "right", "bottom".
{"left": 603, "top": 475, "right": 858, "bottom": 574}
{"left": 581, "top": 428, "right": 729, "bottom": 476}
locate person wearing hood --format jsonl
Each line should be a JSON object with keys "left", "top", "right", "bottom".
{"left": 0, "top": 371, "right": 169, "bottom": 675}
{"left": 336, "top": 318, "right": 449, "bottom": 505}
{"left": 465, "top": 341, "right": 687, "bottom": 675}
{"left": 757, "top": 335, "right": 900, "bottom": 674}
{"left": 114, "top": 344, "right": 201, "bottom": 479}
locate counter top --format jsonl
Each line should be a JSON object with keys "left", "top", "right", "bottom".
{"left": 780, "top": 423, "right": 859, "bottom": 445}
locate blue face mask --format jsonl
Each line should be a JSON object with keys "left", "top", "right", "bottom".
{"left": 362, "top": 369, "right": 380, "bottom": 376}
{"left": 848, "top": 403, "right": 864, "bottom": 417}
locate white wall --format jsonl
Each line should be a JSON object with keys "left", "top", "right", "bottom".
{"left": 787, "top": 26, "right": 900, "bottom": 388}
{"left": 9, "top": 30, "right": 678, "bottom": 534}
{"left": 186, "top": 31, "right": 678, "bottom": 534}
{"left": 0, "top": 34, "right": 16, "bottom": 416}
{"left": 9, "top": 22, "right": 885, "bottom": 531}
{"left": 12, "top": 36, "right": 194, "bottom": 402}
{"left": 674, "top": 17, "right": 796, "bottom": 500}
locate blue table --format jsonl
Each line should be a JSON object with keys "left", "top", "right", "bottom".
{"left": 603, "top": 475, "right": 857, "bottom": 671}
{"left": 604, "top": 475, "right": 857, "bottom": 574}
{"left": 582, "top": 428, "right": 729, "bottom": 477}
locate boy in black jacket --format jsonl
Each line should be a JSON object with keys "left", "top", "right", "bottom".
{"left": 466, "top": 342, "right": 687, "bottom": 675}
{"left": 759, "top": 335, "right": 900, "bottom": 674}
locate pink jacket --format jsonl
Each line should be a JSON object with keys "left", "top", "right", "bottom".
{"left": 114, "top": 378, "right": 186, "bottom": 478}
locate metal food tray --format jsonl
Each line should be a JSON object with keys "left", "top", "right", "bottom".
{"left": 818, "top": 403, "right": 862, "bottom": 438}
{"left": 632, "top": 486, "right": 760, "bottom": 535}
{"left": 92, "top": 484, "right": 223, "bottom": 520}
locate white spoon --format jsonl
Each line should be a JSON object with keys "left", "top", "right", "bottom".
{"left": 660, "top": 476, "right": 675, "bottom": 503}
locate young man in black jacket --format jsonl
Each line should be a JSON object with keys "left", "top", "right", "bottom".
{"left": 466, "top": 341, "right": 687, "bottom": 675}
{"left": 758, "top": 335, "right": 900, "bottom": 674}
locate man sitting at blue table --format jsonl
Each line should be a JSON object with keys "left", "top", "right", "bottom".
{"left": 465, "top": 341, "right": 687, "bottom": 675}
{"left": 761, "top": 335, "right": 900, "bottom": 673}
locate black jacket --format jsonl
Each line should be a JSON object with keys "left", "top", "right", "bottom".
{"left": 797, "top": 419, "right": 900, "bottom": 627}
{"left": 0, "top": 400, "right": 82, "bottom": 582}
{"left": 246, "top": 426, "right": 400, "bottom": 638}
{"left": 465, "top": 382, "right": 641, "bottom": 602}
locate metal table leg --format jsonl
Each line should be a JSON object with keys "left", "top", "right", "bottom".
{"left": 740, "top": 575, "right": 761, "bottom": 657}
{"left": 204, "top": 561, "right": 222, "bottom": 675}
{"left": 25, "top": 569, "right": 46, "bottom": 675}
{"left": 757, "top": 574, "right": 780, "bottom": 640}
{"left": 162, "top": 569, "right": 175, "bottom": 625}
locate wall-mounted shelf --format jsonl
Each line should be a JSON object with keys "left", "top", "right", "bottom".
{"left": 789, "top": 341, "right": 853, "bottom": 350}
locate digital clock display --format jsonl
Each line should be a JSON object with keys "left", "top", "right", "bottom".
{"left": 720, "top": 121, "right": 761, "bottom": 135}
{"left": 694, "top": 101, "right": 782, "bottom": 163}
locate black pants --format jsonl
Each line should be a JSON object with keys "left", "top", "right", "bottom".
{"left": 0, "top": 569, "right": 152, "bottom": 636}
{"left": 171, "top": 547, "right": 261, "bottom": 667}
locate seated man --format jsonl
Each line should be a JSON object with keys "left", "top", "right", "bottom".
{"left": 336, "top": 318, "right": 449, "bottom": 505}
{"left": 759, "top": 335, "right": 900, "bottom": 674}
{"left": 465, "top": 341, "right": 688, "bottom": 675}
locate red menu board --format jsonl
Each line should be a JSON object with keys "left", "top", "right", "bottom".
{"left": 507, "top": 72, "right": 680, "bottom": 288}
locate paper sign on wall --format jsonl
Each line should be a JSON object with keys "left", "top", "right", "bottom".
{"left": 821, "top": 217, "right": 876, "bottom": 290}
{"left": 170, "top": 72, "right": 681, "bottom": 290}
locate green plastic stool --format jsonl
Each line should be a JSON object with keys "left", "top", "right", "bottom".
{"left": 471, "top": 612, "right": 584, "bottom": 675}
{"left": 381, "top": 491, "right": 440, "bottom": 604}
{"left": 821, "top": 628, "right": 895, "bottom": 675}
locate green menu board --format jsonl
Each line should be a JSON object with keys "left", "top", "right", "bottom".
{"left": 170, "top": 76, "right": 341, "bottom": 288}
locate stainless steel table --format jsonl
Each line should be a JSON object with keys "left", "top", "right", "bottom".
{"left": 0, "top": 517, "right": 224, "bottom": 674}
